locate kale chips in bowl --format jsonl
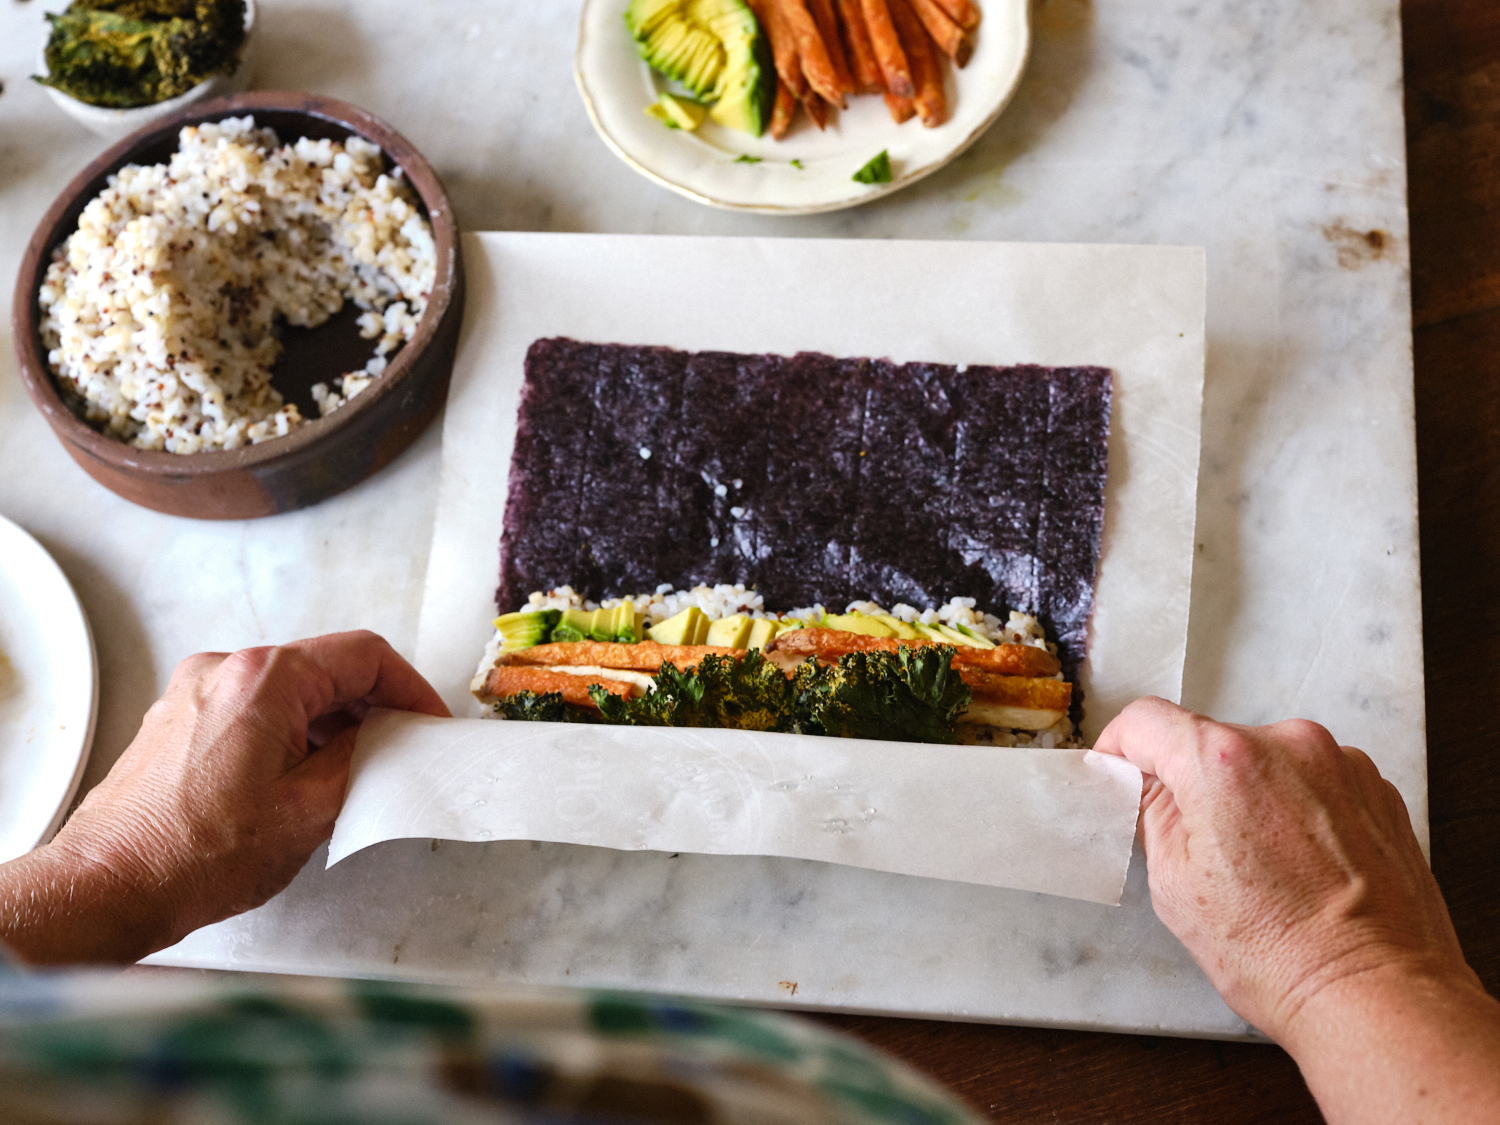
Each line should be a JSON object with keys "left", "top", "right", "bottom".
{"left": 35, "top": 0, "right": 257, "bottom": 141}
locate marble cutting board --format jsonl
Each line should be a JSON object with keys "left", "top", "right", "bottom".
{"left": 0, "top": 0, "right": 1420, "bottom": 1039}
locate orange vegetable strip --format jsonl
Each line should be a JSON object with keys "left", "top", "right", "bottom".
{"left": 499, "top": 640, "right": 748, "bottom": 672}
{"left": 774, "top": 0, "right": 847, "bottom": 107}
{"left": 482, "top": 666, "right": 634, "bottom": 709}
{"left": 770, "top": 80, "right": 799, "bottom": 138}
{"left": 910, "top": 0, "right": 967, "bottom": 63}
{"left": 767, "top": 627, "right": 1062, "bottom": 677}
{"left": 932, "top": 0, "right": 980, "bottom": 33}
{"left": 802, "top": 84, "right": 830, "bottom": 129}
{"left": 884, "top": 90, "right": 916, "bottom": 122}
{"left": 749, "top": 0, "right": 809, "bottom": 99}
{"left": 889, "top": 0, "right": 946, "bottom": 127}
{"left": 807, "top": 0, "right": 857, "bottom": 94}
{"left": 859, "top": 0, "right": 914, "bottom": 99}
{"left": 835, "top": 0, "right": 885, "bottom": 92}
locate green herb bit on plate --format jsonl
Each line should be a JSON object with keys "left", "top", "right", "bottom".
{"left": 790, "top": 158, "right": 804, "bottom": 169}
{"left": 853, "top": 150, "right": 893, "bottom": 184}
{"left": 734, "top": 153, "right": 761, "bottom": 163}
{"left": 625, "top": 0, "right": 774, "bottom": 137}
{"left": 36, "top": 0, "right": 246, "bottom": 109}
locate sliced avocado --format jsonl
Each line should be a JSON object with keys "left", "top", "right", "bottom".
{"left": 705, "top": 613, "right": 753, "bottom": 648}
{"left": 645, "top": 102, "right": 680, "bottom": 129}
{"left": 873, "top": 613, "right": 924, "bottom": 640}
{"left": 604, "top": 599, "right": 641, "bottom": 642}
{"left": 912, "top": 622, "right": 947, "bottom": 643}
{"left": 823, "top": 612, "right": 897, "bottom": 639}
{"left": 585, "top": 608, "right": 616, "bottom": 642}
{"left": 625, "top": 0, "right": 726, "bottom": 100}
{"left": 551, "top": 607, "right": 594, "bottom": 644}
{"left": 952, "top": 622, "right": 996, "bottom": 649}
{"left": 932, "top": 623, "right": 986, "bottom": 648}
{"left": 493, "top": 610, "right": 560, "bottom": 652}
{"left": 649, "top": 606, "right": 710, "bottom": 646}
{"left": 656, "top": 92, "right": 705, "bottom": 130}
{"left": 746, "top": 618, "right": 783, "bottom": 650}
{"left": 701, "top": 0, "right": 774, "bottom": 136}
{"left": 777, "top": 618, "right": 805, "bottom": 631}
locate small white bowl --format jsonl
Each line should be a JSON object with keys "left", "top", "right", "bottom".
{"left": 37, "top": 0, "right": 257, "bottom": 142}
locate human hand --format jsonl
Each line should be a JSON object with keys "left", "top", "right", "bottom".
{"left": 0, "top": 630, "right": 448, "bottom": 965}
{"left": 1094, "top": 697, "right": 1468, "bottom": 1039}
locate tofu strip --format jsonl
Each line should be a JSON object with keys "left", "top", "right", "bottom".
{"left": 961, "top": 672, "right": 1073, "bottom": 713}
{"left": 766, "top": 627, "right": 1062, "bottom": 677}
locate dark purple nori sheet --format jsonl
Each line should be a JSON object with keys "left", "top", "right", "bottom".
{"left": 497, "top": 339, "right": 1112, "bottom": 691}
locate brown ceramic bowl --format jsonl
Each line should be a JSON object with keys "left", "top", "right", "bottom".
{"left": 12, "top": 91, "right": 464, "bottom": 520}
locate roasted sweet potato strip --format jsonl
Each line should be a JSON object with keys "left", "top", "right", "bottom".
{"left": 884, "top": 90, "right": 916, "bottom": 122}
{"left": 859, "top": 0, "right": 914, "bottom": 99}
{"left": 807, "top": 0, "right": 857, "bottom": 94}
{"left": 932, "top": 0, "right": 980, "bottom": 33}
{"left": 482, "top": 666, "right": 634, "bottom": 709}
{"left": 910, "top": 0, "right": 967, "bottom": 64}
{"left": 836, "top": 0, "right": 884, "bottom": 92}
{"left": 767, "top": 627, "right": 1062, "bottom": 677}
{"left": 775, "top": 0, "right": 847, "bottom": 106}
{"left": 802, "top": 85, "right": 830, "bottom": 128}
{"left": 749, "top": 0, "right": 809, "bottom": 99}
{"left": 770, "top": 80, "right": 799, "bottom": 138}
{"left": 962, "top": 671, "right": 1074, "bottom": 712}
{"left": 889, "top": 0, "right": 946, "bottom": 126}
{"left": 499, "top": 640, "right": 747, "bottom": 672}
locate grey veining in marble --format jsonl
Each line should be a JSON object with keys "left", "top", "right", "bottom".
{"left": 0, "top": 0, "right": 1417, "bottom": 1038}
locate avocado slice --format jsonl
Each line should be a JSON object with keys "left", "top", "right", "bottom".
{"left": 931, "top": 623, "right": 986, "bottom": 649}
{"left": 873, "top": 613, "right": 924, "bottom": 640}
{"left": 952, "top": 622, "right": 997, "bottom": 649}
{"left": 746, "top": 619, "right": 784, "bottom": 650}
{"left": 823, "top": 612, "right": 897, "bottom": 639}
{"left": 608, "top": 600, "right": 642, "bottom": 642}
{"left": 625, "top": 0, "right": 772, "bottom": 136}
{"left": 649, "top": 606, "right": 710, "bottom": 646}
{"left": 705, "top": 613, "right": 754, "bottom": 648}
{"left": 648, "top": 92, "right": 706, "bottom": 130}
{"left": 551, "top": 607, "right": 595, "bottom": 644}
{"left": 493, "top": 610, "right": 560, "bottom": 652}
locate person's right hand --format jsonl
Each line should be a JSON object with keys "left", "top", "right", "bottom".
{"left": 1096, "top": 698, "right": 1500, "bottom": 1125}
{"left": 1095, "top": 697, "right": 1465, "bottom": 1037}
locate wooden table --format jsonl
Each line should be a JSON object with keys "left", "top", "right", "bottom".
{"left": 816, "top": 1, "right": 1500, "bottom": 1118}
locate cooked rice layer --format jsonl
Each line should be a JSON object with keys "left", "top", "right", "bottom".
{"left": 37, "top": 116, "right": 436, "bottom": 453}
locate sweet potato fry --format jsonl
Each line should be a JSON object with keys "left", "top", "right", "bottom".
{"left": 932, "top": 0, "right": 980, "bottom": 33}
{"left": 481, "top": 666, "right": 636, "bottom": 710}
{"left": 836, "top": 0, "right": 884, "bottom": 92}
{"left": 766, "top": 627, "right": 1062, "bottom": 677}
{"left": 774, "top": 0, "right": 847, "bottom": 107}
{"left": 807, "top": 0, "right": 857, "bottom": 94}
{"left": 910, "top": 0, "right": 967, "bottom": 64}
{"left": 802, "top": 87, "right": 830, "bottom": 128}
{"left": 889, "top": 0, "right": 945, "bottom": 126}
{"left": 749, "top": 0, "right": 809, "bottom": 100}
{"left": 770, "top": 80, "right": 799, "bottom": 138}
{"left": 859, "top": 0, "right": 914, "bottom": 99}
{"left": 498, "top": 640, "right": 749, "bottom": 672}
{"left": 884, "top": 90, "right": 916, "bottom": 122}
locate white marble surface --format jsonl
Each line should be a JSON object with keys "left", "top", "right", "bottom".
{"left": 0, "top": 0, "right": 1418, "bottom": 1039}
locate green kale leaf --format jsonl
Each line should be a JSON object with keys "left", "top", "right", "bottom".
{"left": 796, "top": 644, "right": 971, "bottom": 743}
{"left": 493, "top": 691, "right": 594, "bottom": 724}
{"left": 592, "top": 652, "right": 799, "bottom": 732}
{"left": 852, "top": 150, "right": 892, "bottom": 184}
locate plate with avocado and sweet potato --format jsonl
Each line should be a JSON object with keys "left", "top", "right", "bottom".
{"left": 574, "top": 0, "right": 1030, "bottom": 213}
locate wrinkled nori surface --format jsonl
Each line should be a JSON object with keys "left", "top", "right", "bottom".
{"left": 498, "top": 339, "right": 1112, "bottom": 695}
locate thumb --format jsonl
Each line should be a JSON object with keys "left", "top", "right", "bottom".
{"left": 285, "top": 724, "right": 361, "bottom": 836}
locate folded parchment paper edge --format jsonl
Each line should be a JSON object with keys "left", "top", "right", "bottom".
{"left": 331, "top": 709, "right": 1145, "bottom": 906}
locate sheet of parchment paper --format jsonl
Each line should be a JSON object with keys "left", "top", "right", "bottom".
{"left": 338, "top": 234, "right": 1203, "bottom": 906}
{"left": 331, "top": 709, "right": 1144, "bottom": 906}
{"left": 414, "top": 234, "right": 1204, "bottom": 740}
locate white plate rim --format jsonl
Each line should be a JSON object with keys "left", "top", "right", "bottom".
{"left": 0, "top": 515, "right": 99, "bottom": 861}
{"left": 574, "top": 0, "right": 1031, "bottom": 215}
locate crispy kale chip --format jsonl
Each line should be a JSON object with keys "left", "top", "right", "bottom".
{"left": 592, "top": 652, "right": 799, "bottom": 732}
{"left": 492, "top": 690, "right": 594, "bottom": 724}
{"left": 37, "top": 0, "right": 246, "bottom": 108}
{"left": 796, "top": 644, "right": 971, "bottom": 744}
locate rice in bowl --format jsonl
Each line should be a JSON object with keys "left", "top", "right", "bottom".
{"left": 36, "top": 116, "right": 436, "bottom": 453}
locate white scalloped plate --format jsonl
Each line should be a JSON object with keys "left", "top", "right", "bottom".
{"left": 575, "top": 0, "right": 1030, "bottom": 214}
{"left": 0, "top": 515, "right": 98, "bottom": 864}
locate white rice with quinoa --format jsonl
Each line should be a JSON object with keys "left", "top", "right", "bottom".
{"left": 37, "top": 116, "right": 436, "bottom": 453}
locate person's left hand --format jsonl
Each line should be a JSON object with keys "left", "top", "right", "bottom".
{"left": 0, "top": 630, "right": 449, "bottom": 964}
